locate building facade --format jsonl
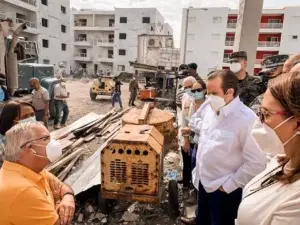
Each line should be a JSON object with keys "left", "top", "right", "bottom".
{"left": 0, "top": 0, "right": 72, "bottom": 73}
{"left": 72, "top": 8, "right": 173, "bottom": 75}
{"left": 180, "top": 6, "right": 300, "bottom": 77}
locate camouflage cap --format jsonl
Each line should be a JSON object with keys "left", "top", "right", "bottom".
{"left": 261, "top": 54, "right": 289, "bottom": 68}
{"left": 259, "top": 54, "right": 289, "bottom": 75}
{"left": 229, "top": 51, "right": 248, "bottom": 62}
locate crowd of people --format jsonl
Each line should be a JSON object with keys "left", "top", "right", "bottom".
{"left": 179, "top": 52, "right": 300, "bottom": 225}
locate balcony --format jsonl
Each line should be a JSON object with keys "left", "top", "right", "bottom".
{"left": 74, "top": 53, "right": 92, "bottom": 61}
{"left": 227, "top": 23, "right": 237, "bottom": 29}
{"left": 74, "top": 38, "right": 92, "bottom": 47}
{"left": 257, "top": 41, "right": 280, "bottom": 51}
{"left": 74, "top": 22, "right": 114, "bottom": 31}
{"left": 223, "top": 58, "right": 230, "bottom": 63}
{"left": 97, "top": 38, "right": 114, "bottom": 47}
{"left": 4, "top": 0, "right": 36, "bottom": 11}
{"left": 96, "top": 53, "right": 114, "bottom": 63}
{"left": 260, "top": 23, "right": 283, "bottom": 29}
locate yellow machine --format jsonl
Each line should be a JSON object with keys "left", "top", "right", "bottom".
{"left": 99, "top": 103, "right": 179, "bottom": 219}
{"left": 90, "top": 76, "right": 114, "bottom": 100}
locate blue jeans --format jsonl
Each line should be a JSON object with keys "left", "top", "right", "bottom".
{"left": 191, "top": 144, "right": 197, "bottom": 170}
{"left": 197, "top": 182, "right": 242, "bottom": 225}
{"left": 112, "top": 92, "right": 122, "bottom": 108}
{"left": 54, "top": 100, "right": 69, "bottom": 125}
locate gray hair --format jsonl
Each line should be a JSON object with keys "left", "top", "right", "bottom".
{"left": 183, "top": 76, "right": 197, "bottom": 85}
{"left": 4, "top": 121, "right": 42, "bottom": 162}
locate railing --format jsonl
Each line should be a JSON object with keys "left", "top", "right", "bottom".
{"left": 98, "top": 54, "right": 114, "bottom": 59}
{"left": 223, "top": 58, "right": 230, "bottom": 63}
{"left": 75, "top": 53, "right": 87, "bottom": 57}
{"left": 97, "top": 38, "right": 114, "bottom": 44}
{"left": 15, "top": 18, "right": 36, "bottom": 28}
{"left": 258, "top": 41, "right": 280, "bottom": 47}
{"left": 225, "top": 40, "right": 234, "bottom": 46}
{"left": 74, "top": 22, "right": 87, "bottom": 27}
{"left": 260, "top": 23, "right": 283, "bottom": 29}
{"left": 227, "top": 23, "right": 237, "bottom": 28}
{"left": 20, "top": 0, "right": 36, "bottom": 6}
{"left": 227, "top": 22, "right": 283, "bottom": 29}
{"left": 75, "top": 38, "right": 87, "bottom": 42}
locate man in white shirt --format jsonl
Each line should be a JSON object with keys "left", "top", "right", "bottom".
{"left": 53, "top": 79, "right": 70, "bottom": 130}
{"left": 29, "top": 78, "right": 50, "bottom": 127}
{"left": 189, "top": 70, "right": 266, "bottom": 225}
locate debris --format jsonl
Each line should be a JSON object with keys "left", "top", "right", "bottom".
{"left": 121, "top": 211, "right": 140, "bottom": 222}
{"left": 127, "top": 202, "right": 138, "bottom": 213}
{"left": 184, "top": 205, "right": 197, "bottom": 219}
{"left": 77, "top": 213, "right": 84, "bottom": 222}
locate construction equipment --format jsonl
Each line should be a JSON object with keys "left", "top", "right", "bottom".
{"left": 100, "top": 124, "right": 179, "bottom": 219}
{"left": 90, "top": 76, "right": 115, "bottom": 100}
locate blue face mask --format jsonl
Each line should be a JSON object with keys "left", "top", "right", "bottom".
{"left": 185, "top": 88, "right": 192, "bottom": 96}
{"left": 192, "top": 91, "right": 204, "bottom": 100}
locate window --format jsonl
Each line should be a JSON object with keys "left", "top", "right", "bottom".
{"left": 42, "top": 18, "right": 48, "bottom": 27}
{"left": 61, "top": 25, "right": 66, "bottom": 33}
{"left": 61, "top": 43, "right": 67, "bottom": 51}
{"left": 291, "top": 35, "right": 298, "bottom": 40}
{"left": 61, "top": 6, "right": 66, "bottom": 14}
{"left": 271, "top": 37, "right": 279, "bottom": 42}
{"left": 118, "top": 65, "right": 125, "bottom": 71}
{"left": 119, "top": 49, "right": 126, "bottom": 56}
{"left": 226, "top": 36, "right": 235, "bottom": 41}
{"left": 42, "top": 39, "right": 49, "bottom": 48}
{"left": 213, "top": 16, "right": 222, "bottom": 24}
{"left": 43, "top": 59, "right": 50, "bottom": 64}
{"left": 108, "top": 50, "right": 114, "bottom": 58}
{"left": 228, "top": 19, "right": 237, "bottom": 24}
{"left": 108, "top": 34, "right": 114, "bottom": 43}
{"left": 41, "top": 0, "right": 47, "bottom": 6}
{"left": 120, "top": 17, "right": 127, "bottom": 23}
{"left": 109, "top": 19, "right": 115, "bottom": 27}
{"left": 119, "top": 33, "right": 127, "bottom": 40}
{"left": 142, "top": 17, "right": 150, "bottom": 23}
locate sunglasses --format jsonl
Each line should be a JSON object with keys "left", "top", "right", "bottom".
{"left": 257, "top": 108, "right": 289, "bottom": 123}
{"left": 191, "top": 89, "right": 203, "bottom": 93}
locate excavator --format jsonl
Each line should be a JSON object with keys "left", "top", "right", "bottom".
{"left": 0, "top": 18, "right": 60, "bottom": 117}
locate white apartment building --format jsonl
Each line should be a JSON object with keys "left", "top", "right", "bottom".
{"left": 73, "top": 8, "right": 173, "bottom": 75}
{"left": 0, "top": 0, "right": 72, "bottom": 73}
{"left": 180, "top": 6, "right": 300, "bottom": 77}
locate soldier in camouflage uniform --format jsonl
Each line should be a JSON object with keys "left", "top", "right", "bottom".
{"left": 228, "top": 51, "right": 261, "bottom": 106}
{"left": 249, "top": 54, "right": 289, "bottom": 114}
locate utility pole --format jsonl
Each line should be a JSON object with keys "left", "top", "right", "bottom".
{"left": 233, "top": 0, "right": 264, "bottom": 75}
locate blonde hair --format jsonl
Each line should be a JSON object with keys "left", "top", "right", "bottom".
{"left": 4, "top": 122, "right": 42, "bottom": 162}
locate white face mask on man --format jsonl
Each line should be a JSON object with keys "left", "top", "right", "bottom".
{"left": 31, "top": 139, "right": 63, "bottom": 162}
{"left": 230, "top": 63, "right": 242, "bottom": 73}
{"left": 251, "top": 116, "right": 298, "bottom": 155}
{"left": 207, "top": 95, "right": 226, "bottom": 112}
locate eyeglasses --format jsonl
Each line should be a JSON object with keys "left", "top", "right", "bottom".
{"left": 257, "top": 108, "right": 289, "bottom": 123}
{"left": 191, "top": 89, "right": 203, "bottom": 93}
{"left": 21, "top": 135, "right": 51, "bottom": 148}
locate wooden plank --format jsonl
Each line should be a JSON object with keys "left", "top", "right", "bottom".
{"left": 51, "top": 112, "right": 101, "bottom": 140}
{"left": 84, "top": 134, "right": 96, "bottom": 142}
{"left": 58, "top": 139, "right": 74, "bottom": 150}
{"left": 57, "top": 154, "right": 81, "bottom": 181}
{"left": 138, "top": 103, "right": 151, "bottom": 124}
{"left": 47, "top": 148, "right": 85, "bottom": 172}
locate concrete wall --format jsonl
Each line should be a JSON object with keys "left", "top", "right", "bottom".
{"left": 280, "top": 6, "right": 300, "bottom": 54}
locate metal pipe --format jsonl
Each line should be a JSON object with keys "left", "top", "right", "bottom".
{"left": 183, "top": 8, "right": 190, "bottom": 64}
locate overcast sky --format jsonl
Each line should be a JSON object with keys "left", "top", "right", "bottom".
{"left": 71, "top": 0, "right": 300, "bottom": 47}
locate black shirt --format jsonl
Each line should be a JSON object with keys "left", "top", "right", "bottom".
{"left": 115, "top": 81, "right": 122, "bottom": 93}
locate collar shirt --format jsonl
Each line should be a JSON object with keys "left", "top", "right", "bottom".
{"left": 189, "top": 97, "right": 266, "bottom": 193}
{"left": 0, "top": 161, "right": 58, "bottom": 225}
{"left": 32, "top": 87, "right": 50, "bottom": 110}
{"left": 54, "top": 84, "right": 68, "bottom": 101}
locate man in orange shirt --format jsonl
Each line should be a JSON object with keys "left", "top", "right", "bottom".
{"left": 0, "top": 122, "right": 75, "bottom": 225}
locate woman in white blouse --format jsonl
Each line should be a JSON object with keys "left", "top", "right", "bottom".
{"left": 236, "top": 71, "right": 300, "bottom": 225}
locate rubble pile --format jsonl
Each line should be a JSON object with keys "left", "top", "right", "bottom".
{"left": 47, "top": 108, "right": 130, "bottom": 180}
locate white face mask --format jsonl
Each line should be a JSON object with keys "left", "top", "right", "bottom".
{"left": 19, "top": 116, "right": 36, "bottom": 124}
{"left": 185, "top": 88, "right": 193, "bottom": 96}
{"left": 230, "top": 63, "right": 242, "bottom": 73}
{"left": 251, "top": 116, "right": 297, "bottom": 155}
{"left": 32, "top": 139, "right": 62, "bottom": 162}
{"left": 207, "top": 95, "right": 226, "bottom": 112}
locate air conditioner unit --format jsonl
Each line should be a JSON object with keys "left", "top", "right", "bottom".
{"left": 147, "top": 37, "right": 161, "bottom": 48}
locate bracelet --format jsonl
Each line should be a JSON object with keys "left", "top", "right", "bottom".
{"left": 62, "top": 192, "right": 75, "bottom": 198}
